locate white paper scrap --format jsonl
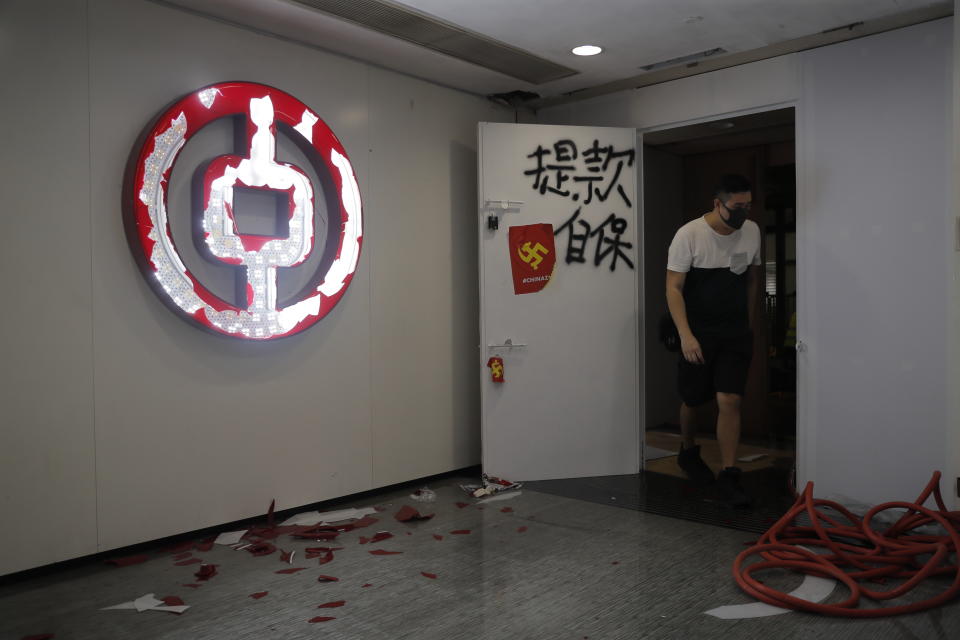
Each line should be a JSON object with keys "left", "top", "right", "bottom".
{"left": 319, "top": 507, "right": 378, "bottom": 524}
{"left": 281, "top": 507, "right": 377, "bottom": 526}
{"left": 134, "top": 594, "right": 165, "bottom": 612}
{"left": 478, "top": 490, "right": 523, "bottom": 503}
{"left": 280, "top": 511, "right": 322, "bottom": 526}
{"left": 152, "top": 605, "right": 190, "bottom": 614}
{"left": 102, "top": 593, "right": 190, "bottom": 615}
{"left": 737, "top": 453, "right": 767, "bottom": 463}
{"left": 214, "top": 530, "right": 247, "bottom": 545}
{"left": 704, "top": 574, "right": 836, "bottom": 619}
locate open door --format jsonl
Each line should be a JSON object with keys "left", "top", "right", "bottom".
{"left": 478, "top": 122, "right": 640, "bottom": 481}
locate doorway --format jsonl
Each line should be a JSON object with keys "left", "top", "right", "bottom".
{"left": 641, "top": 107, "right": 797, "bottom": 500}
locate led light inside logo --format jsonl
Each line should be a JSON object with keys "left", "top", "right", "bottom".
{"left": 130, "top": 82, "right": 362, "bottom": 340}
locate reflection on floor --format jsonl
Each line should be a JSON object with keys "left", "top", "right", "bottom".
{"left": 644, "top": 430, "right": 795, "bottom": 481}
{"left": 524, "top": 465, "right": 796, "bottom": 535}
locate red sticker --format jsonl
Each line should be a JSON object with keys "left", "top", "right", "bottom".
{"left": 487, "top": 356, "right": 505, "bottom": 383}
{"left": 508, "top": 224, "right": 556, "bottom": 295}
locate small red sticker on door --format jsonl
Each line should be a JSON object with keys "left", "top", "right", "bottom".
{"left": 487, "top": 357, "right": 505, "bottom": 383}
{"left": 509, "top": 224, "right": 555, "bottom": 295}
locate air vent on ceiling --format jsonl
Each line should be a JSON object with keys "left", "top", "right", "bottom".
{"left": 290, "top": 0, "right": 578, "bottom": 85}
{"left": 639, "top": 47, "right": 727, "bottom": 72}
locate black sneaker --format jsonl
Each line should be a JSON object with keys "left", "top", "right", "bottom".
{"left": 677, "top": 444, "right": 714, "bottom": 485}
{"left": 717, "top": 467, "right": 752, "bottom": 508}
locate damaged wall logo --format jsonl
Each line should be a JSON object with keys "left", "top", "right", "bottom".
{"left": 129, "top": 82, "right": 363, "bottom": 340}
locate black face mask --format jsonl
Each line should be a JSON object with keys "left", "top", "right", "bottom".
{"left": 720, "top": 201, "right": 748, "bottom": 230}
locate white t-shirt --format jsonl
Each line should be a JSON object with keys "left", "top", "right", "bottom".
{"left": 667, "top": 215, "right": 761, "bottom": 336}
{"left": 667, "top": 215, "right": 761, "bottom": 274}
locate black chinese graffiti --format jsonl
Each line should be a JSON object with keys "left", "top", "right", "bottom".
{"left": 554, "top": 207, "right": 634, "bottom": 272}
{"left": 524, "top": 139, "right": 635, "bottom": 208}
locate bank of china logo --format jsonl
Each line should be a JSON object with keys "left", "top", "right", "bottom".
{"left": 130, "top": 82, "right": 362, "bottom": 340}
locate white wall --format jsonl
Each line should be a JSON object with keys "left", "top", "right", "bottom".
{"left": 0, "top": 0, "right": 509, "bottom": 575}
{"left": 542, "top": 19, "right": 954, "bottom": 506}
{"left": 950, "top": 0, "right": 960, "bottom": 519}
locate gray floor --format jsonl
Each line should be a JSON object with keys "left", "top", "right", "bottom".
{"left": 1, "top": 475, "right": 958, "bottom": 639}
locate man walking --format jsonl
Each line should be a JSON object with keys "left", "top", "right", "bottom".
{"left": 665, "top": 174, "right": 761, "bottom": 506}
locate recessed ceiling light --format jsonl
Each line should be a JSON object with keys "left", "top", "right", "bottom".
{"left": 572, "top": 45, "right": 603, "bottom": 56}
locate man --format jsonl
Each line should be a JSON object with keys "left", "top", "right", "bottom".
{"left": 665, "top": 174, "right": 761, "bottom": 507}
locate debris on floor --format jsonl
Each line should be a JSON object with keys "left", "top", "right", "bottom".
{"left": 102, "top": 593, "right": 189, "bottom": 615}
{"left": 460, "top": 473, "right": 522, "bottom": 498}
{"left": 410, "top": 487, "right": 437, "bottom": 502}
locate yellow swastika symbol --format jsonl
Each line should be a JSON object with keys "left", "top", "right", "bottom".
{"left": 491, "top": 361, "right": 503, "bottom": 378}
{"left": 517, "top": 241, "right": 549, "bottom": 270}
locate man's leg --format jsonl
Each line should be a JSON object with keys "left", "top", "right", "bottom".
{"left": 716, "top": 392, "right": 742, "bottom": 469}
{"left": 680, "top": 402, "right": 698, "bottom": 449}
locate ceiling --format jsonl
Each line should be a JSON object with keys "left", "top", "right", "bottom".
{"left": 159, "top": 0, "right": 951, "bottom": 107}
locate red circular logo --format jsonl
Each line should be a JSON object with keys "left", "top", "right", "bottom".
{"left": 130, "top": 82, "right": 362, "bottom": 340}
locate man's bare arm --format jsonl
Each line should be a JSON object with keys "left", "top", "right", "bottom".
{"left": 746, "top": 265, "right": 762, "bottom": 331}
{"left": 666, "top": 269, "right": 703, "bottom": 364}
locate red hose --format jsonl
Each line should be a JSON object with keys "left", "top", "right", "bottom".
{"left": 733, "top": 471, "right": 960, "bottom": 616}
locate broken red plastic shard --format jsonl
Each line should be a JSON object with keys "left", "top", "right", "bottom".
{"left": 306, "top": 547, "right": 342, "bottom": 559}
{"left": 352, "top": 515, "right": 379, "bottom": 528}
{"left": 358, "top": 536, "right": 370, "bottom": 545}
{"left": 316, "top": 550, "right": 335, "bottom": 566}
{"left": 266, "top": 499, "right": 276, "bottom": 529}
{"left": 432, "top": 534, "right": 444, "bottom": 541}
{"left": 308, "top": 616, "right": 336, "bottom": 623}
{"left": 450, "top": 529, "right": 471, "bottom": 535}
{"left": 246, "top": 542, "right": 277, "bottom": 557}
{"left": 421, "top": 572, "right": 437, "bottom": 579}
{"left": 291, "top": 526, "right": 340, "bottom": 541}
{"left": 317, "top": 575, "right": 339, "bottom": 583}
{"left": 182, "top": 584, "right": 202, "bottom": 589}
{"left": 517, "top": 526, "right": 528, "bottom": 533}
{"left": 369, "top": 549, "right": 403, "bottom": 555}
{"left": 195, "top": 538, "right": 215, "bottom": 552}
{"left": 276, "top": 567, "right": 307, "bottom": 574}
{"left": 395, "top": 505, "right": 434, "bottom": 522}
{"left": 173, "top": 552, "right": 193, "bottom": 561}
{"left": 370, "top": 531, "right": 394, "bottom": 543}
{"left": 105, "top": 554, "right": 149, "bottom": 567}
{"left": 168, "top": 541, "right": 194, "bottom": 554}
{"left": 455, "top": 502, "right": 470, "bottom": 509}
{"left": 174, "top": 558, "right": 203, "bottom": 566}
{"left": 500, "top": 507, "right": 514, "bottom": 513}
{"left": 317, "top": 600, "right": 346, "bottom": 608}
{"left": 279, "top": 549, "right": 293, "bottom": 563}
{"left": 161, "top": 596, "right": 185, "bottom": 607}
{"left": 250, "top": 591, "right": 269, "bottom": 599}
{"left": 195, "top": 564, "right": 218, "bottom": 580}
{"left": 361, "top": 583, "right": 373, "bottom": 588}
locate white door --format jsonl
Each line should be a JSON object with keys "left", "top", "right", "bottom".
{"left": 478, "top": 122, "right": 640, "bottom": 481}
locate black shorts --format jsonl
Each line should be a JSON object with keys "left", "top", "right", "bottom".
{"left": 677, "top": 331, "right": 754, "bottom": 407}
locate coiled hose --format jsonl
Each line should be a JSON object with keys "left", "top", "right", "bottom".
{"left": 733, "top": 471, "right": 960, "bottom": 616}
